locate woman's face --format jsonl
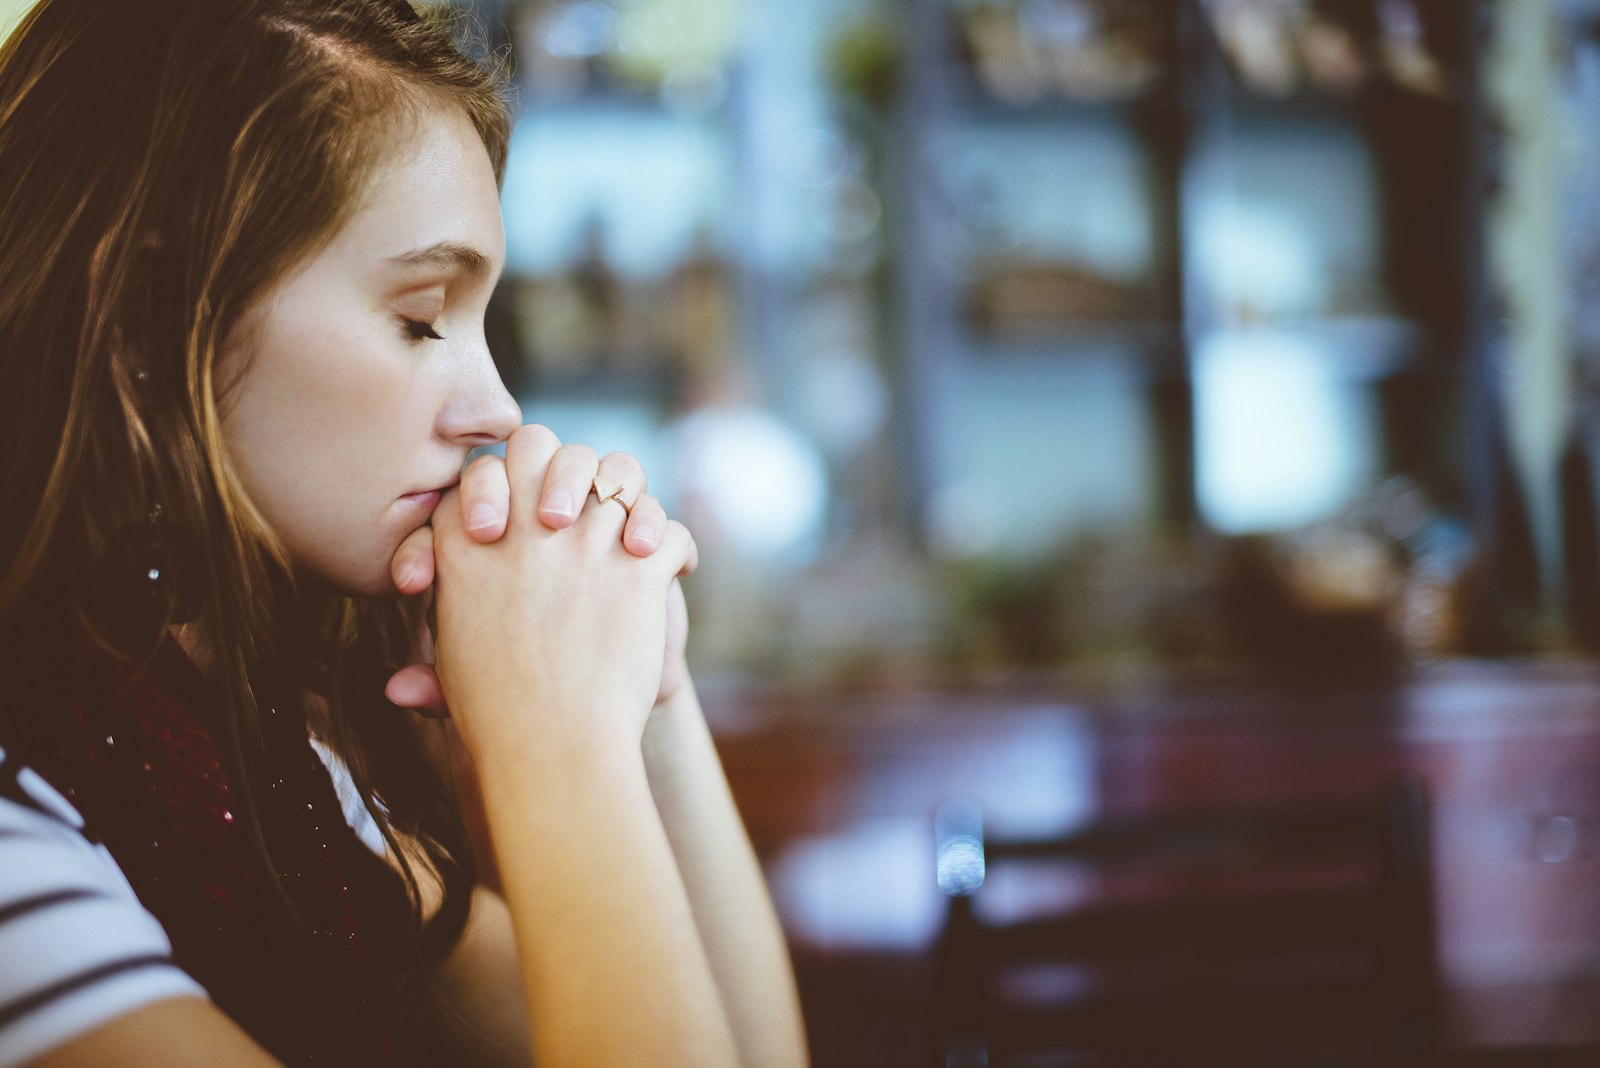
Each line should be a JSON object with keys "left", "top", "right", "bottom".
{"left": 218, "top": 104, "right": 521, "bottom": 597}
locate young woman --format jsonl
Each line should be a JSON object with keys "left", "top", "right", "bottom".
{"left": 0, "top": 1, "right": 807, "bottom": 1065}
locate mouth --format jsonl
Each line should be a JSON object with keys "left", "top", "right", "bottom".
{"left": 399, "top": 476, "right": 460, "bottom": 511}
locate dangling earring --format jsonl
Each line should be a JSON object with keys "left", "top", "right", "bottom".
{"left": 104, "top": 501, "right": 205, "bottom": 630}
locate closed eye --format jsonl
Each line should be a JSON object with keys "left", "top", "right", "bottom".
{"left": 402, "top": 317, "right": 445, "bottom": 342}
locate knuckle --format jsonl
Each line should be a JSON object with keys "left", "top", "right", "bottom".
{"left": 664, "top": 519, "right": 696, "bottom": 554}
{"left": 559, "top": 442, "right": 599, "bottom": 468}
{"left": 603, "top": 451, "right": 646, "bottom": 479}
{"left": 510, "top": 423, "right": 558, "bottom": 451}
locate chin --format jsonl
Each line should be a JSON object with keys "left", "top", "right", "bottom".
{"left": 285, "top": 524, "right": 411, "bottom": 600}
{"left": 350, "top": 566, "right": 406, "bottom": 600}
{"left": 347, "top": 578, "right": 401, "bottom": 600}
{"left": 294, "top": 558, "right": 399, "bottom": 600}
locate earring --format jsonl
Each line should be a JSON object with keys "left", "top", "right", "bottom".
{"left": 104, "top": 502, "right": 204, "bottom": 629}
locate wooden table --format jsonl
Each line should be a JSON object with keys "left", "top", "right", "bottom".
{"left": 701, "top": 661, "right": 1600, "bottom": 1063}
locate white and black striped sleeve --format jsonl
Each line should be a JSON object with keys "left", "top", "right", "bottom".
{"left": 0, "top": 746, "right": 208, "bottom": 1068}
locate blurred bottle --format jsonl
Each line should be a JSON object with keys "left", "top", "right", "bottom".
{"left": 667, "top": 223, "right": 733, "bottom": 382}
{"left": 569, "top": 210, "right": 622, "bottom": 365}
{"left": 957, "top": 0, "right": 1164, "bottom": 105}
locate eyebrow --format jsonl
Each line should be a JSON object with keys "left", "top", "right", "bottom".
{"left": 384, "top": 241, "right": 495, "bottom": 283}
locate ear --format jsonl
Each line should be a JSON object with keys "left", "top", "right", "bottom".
{"left": 89, "top": 227, "right": 166, "bottom": 286}
{"left": 90, "top": 228, "right": 167, "bottom": 391}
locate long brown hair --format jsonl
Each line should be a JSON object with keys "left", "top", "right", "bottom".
{"left": 0, "top": 0, "right": 509, "bottom": 970}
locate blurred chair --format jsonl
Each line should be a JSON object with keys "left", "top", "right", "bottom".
{"left": 931, "top": 780, "right": 1439, "bottom": 1068}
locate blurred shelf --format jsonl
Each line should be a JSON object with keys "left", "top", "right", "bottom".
{"left": 944, "top": 68, "right": 1180, "bottom": 126}
{"left": 1208, "top": 81, "right": 1464, "bottom": 120}
{"left": 1190, "top": 316, "right": 1444, "bottom": 381}
{"left": 960, "top": 321, "right": 1185, "bottom": 372}
{"left": 955, "top": 317, "right": 1442, "bottom": 380}
{"left": 894, "top": 0, "right": 1484, "bottom": 533}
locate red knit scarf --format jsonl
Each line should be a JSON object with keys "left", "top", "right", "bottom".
{"left": 8, "top": 636, "right": 443, "bottom": 1065}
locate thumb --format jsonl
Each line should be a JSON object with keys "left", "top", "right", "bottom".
{"left": 384, "top": 662, "right": 450, "bottom": 719}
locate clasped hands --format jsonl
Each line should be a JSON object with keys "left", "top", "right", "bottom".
{"left": 380, "top": 424, "right": 695, "bottom": 740}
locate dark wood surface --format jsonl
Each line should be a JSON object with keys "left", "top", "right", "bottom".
{"left": 702, "top": 661, "right": 1600, "bottom": 1064}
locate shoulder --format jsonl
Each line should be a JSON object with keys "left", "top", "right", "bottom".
{"left": 0, "top": 746, "right": 207, "bottom": 1068}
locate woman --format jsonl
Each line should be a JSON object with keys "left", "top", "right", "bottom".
{"left": 0, "top": 1, "right": 807, "bottom": 1065}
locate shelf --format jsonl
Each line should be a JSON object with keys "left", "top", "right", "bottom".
{"left": 1191, "top": 317, "right": 1443, "bottom": 382}
{"left": 945, "top": 77, "right": 1179, "bottom": 126}
{"left": 892, "top": 0, "right": 1484, "bottom": 536}
{"left": 939, "top": 1, "right": 1177, "bottom": 123}
{"left": 961, "top": 321, "right": 1186, "bottom": 375}
{"left": 954, "top": 318, "right": 1439, "bottom": 382}
{"left": 942, "top": 67, "right": 1458, "bottom": 129}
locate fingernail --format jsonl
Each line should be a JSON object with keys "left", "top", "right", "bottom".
{"left": 467, "top": 503, "right": 499, "bottom": 531}
{"left": 630, "top": 525, "right": 658, "bottom": 550}
{"left": 543, "top": 490, "right": 576, "bottom": 520}
{"left": 397, "top": 564, "right": 418, "bottom": 590}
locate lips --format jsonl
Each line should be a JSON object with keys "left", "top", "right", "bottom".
{"left": 405, "top": 476, "right": 460, "bottom": 499}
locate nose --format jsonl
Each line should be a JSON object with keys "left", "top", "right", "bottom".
{"left": 440, "top": 336, "right": 522, "bottom": 447}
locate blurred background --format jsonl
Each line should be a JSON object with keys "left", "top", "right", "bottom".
{"left": 12, "top": 0, "right": 1600, "bottom": 1062}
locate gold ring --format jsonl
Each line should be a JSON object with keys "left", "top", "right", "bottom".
{"left": 591, "top": 476, "right": 631, "bottom": 514}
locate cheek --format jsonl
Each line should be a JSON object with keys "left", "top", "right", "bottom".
{"left": 232, "top": 314, "right": 413, "bottom": 456}
{"left": 216, "top": 278, "right": 436, "bottom": 596}
{"left": 221, "top": 340, "right": 417, "bottom": 556}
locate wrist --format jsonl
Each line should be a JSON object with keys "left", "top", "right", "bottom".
{"left": 642, "top": 677, "right": 703, "bottom": 767}
{"left": 468, "top": 701, "right": 645, "bottom": 795}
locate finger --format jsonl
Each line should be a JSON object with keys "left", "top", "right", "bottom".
{"left": 667, "top": 577, "right": 689, "bottom": 644}
{"left": 656, "top": 579, "right": 689, "bottom": 706}
{"left": 384, "top": 662, "right": 449, "bottom": 719}
{"left": 504, "top": 423, "right": 562, "bottom": 532}
{"left": 578, "top": 451, "right": 647, "bottom": 543}
{"left": 623, "top": 493, "right": 667, "bottom": 557}
{"left": 392, "top": 523, "right": 435, "bottom": 594}
{"left": 595, "top": 450, "right": 647, "bottom": 513}
{"left": 537, "top": 442, "right": 599, "bottom": 529}
{"left": 460, "top": 453, "right": 510, "bottom": 542}
{"left": 658, "top": 519, "right": 700, "bottom": 578}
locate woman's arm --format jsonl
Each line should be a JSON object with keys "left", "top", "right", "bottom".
{"left": 402, "top": 589, "right": 808, "bottom": 1068}
{"left": 416, "top": 684, "right": 739, "bottom": 1068}
{"left": 468, "top": 713, "right": 737, "bottom": 1068}
{"left": 420, "top": 680, "right": 809, "bottom": 1068}
{"left": 24, "top": 998, "right": 280, "bottom": 1068}
{"left": 641, "top": 676, "right": 810, "bottom": 1068}
{"left": 425, "top": 426, "right": 737, "bottom": 1067}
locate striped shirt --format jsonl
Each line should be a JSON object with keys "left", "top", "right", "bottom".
{"left": 0, "top": 740, "right": 383, "bottom": 1066}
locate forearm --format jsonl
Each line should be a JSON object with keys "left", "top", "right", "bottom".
{"left": 642, "top": 678, "right": 810, "bottom": 1068}
{"left": 472, "top": 713, "right": 739, "bottom": 1067}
